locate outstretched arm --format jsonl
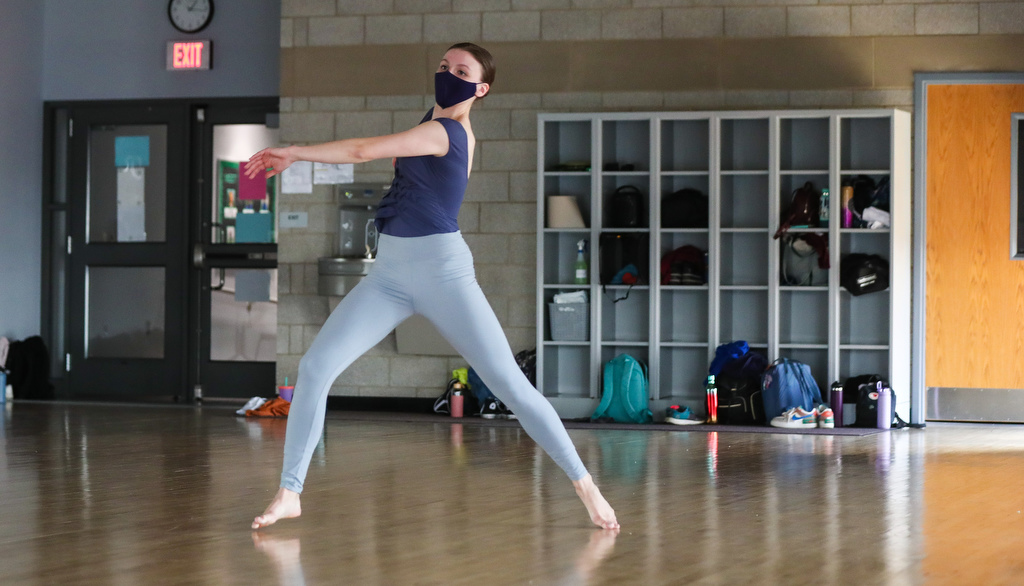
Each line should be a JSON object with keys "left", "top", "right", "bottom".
{"left": 243, "top": 120, "right": 450, "bottom": 179}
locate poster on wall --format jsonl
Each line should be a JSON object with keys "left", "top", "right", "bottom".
{"left": 114, "top": 136, "right": 150, "bottom": 242}
{"left": 217, "top": 160, "right": 277, "bottom": 243}
{"left": 281, "top": 161, "right": 313, "bottom": 194}
{"left": 314, "top": 162, "right": 354, "bottom": 184}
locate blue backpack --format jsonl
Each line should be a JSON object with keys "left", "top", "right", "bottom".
{"left": 592, "top": 354, "right": 652, "bottom": 424}
{"left": 761, "top": 358, "right": 823, "bottom": 421}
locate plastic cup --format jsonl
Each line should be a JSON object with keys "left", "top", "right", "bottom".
{"left": 278, "top": 386, "right": 294, "bottom": 402}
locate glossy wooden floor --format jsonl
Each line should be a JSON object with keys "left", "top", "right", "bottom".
{"left": 1, "top": 402, "right": 1023, "bottom": 585}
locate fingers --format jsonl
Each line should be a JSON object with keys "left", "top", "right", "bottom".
{"left": 243, "top": 151, "right": 278, "bottom": 180}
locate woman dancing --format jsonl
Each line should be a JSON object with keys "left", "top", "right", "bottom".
{"left": 246, "top": 43, "right": 618, "bottom": 531}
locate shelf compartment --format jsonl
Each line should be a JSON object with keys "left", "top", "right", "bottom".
{"left": 661, "top": 288, "right": 709, "bottom": 344}
{"left": 602, "top": 176, "right": 651, "bottom": 229}
{"left": 602, "top": 119, "right": 650, "bottom": 172}
{"left": 600, "top": 345, "right": 650, "bottom": 376}
{"left": 780, "top": 117, "right": 830, "bottom": 171}
{"left": 542, "top": 232, "right": 594, "bottom": 285}
{"left": 600, "top": 289, "right": 650, "bottom": 343}
{"left": 542, "top": 345, "right": 592, "bottom": 398}
{"left": 659, "top": 233, "right": 708, "bottom": 289}
{"left": 840, "top": 290, "right": 890, "bottom": 346}
{"left": 543, "top": 120, "right": 591, "bottom": 172}
{"left": 720, "top": 118, "right": 769, "bottom": 171}
{"left": 543, "top": 289, "right": 591, "bottom": 343}
{"left": 661, "top": 119, "right": 710, "bottom": 172}
{"left": 841, "top": 117, "right": 891, "bottom": 171}
{"left": 840, "top": 231, "right": 889, "bottom": 256}
{"left": 720, "top": 173, "right": 769, "bottom": 229}
{"left": 543, "top": 175, "right": 591, "bottom": 229}
{"left": 779, "top": 290, "right": 829, "bottom": 345}
{"left": 779, "top": 173, "right": 829, "bottom": 229}
{"left": 660, "top": 232, "right": 709, "bottom": 256}
{"left": 719, "top": 289, "right": 768, "bottom": 345}
{"left": 659, "top": 346, "right": 708, "bottom": 402}
{"left": 720, "top": 232, "right": 768, "bottom": 286}
{"left": 779, "top": 235, "right": 829, "bottom": 287}
{"left": 839, "top": 348, "right": 890, "bottom": 381}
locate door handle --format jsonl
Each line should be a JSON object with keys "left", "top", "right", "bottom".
{"left": 194, "top": 244, "right": 226, "bottom": 289}
{"left": 192, "top": 243, "right": 205, "bottom": 268}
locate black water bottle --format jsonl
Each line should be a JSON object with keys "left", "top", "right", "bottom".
{"left": 830, "top": 381, "right": 843, "bottom": 427}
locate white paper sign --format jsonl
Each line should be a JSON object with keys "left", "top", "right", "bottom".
{"left": 280, "top": 211, "right": 308, "bottom": 229}
{"left": 281, "top": 161, "right": 313, "bottom": 194}
{"left": 313, "top": 163, "right": 354, "bottom": 185}
{"left": 235, "top": 270, "right": 272, "bottom": 303}
{"left": 116, "top": 167, "right": 146, "bottom": 242}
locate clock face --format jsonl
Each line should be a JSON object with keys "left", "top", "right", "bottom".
{"left": 168, "top": 0, "right": 213, "bottom": 34}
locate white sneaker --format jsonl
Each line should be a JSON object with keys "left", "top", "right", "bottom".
{"left": 770, "top": 406, "right": 817, "bottom": 429}
{"left": 236, "top": 396, "right": 266, "bottom": 416}
{"left": 815, "top": 404, "right": 835, "bottom": 429}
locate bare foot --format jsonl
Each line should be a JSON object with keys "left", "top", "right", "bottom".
{"left": 252, "top": 487, "right": 302, "bottom": 529}
{"left": 573, "top": 474, "right": 620, "bottom": 530}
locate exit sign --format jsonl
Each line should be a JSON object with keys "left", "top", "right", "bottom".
{"left": 166, "top": 40, "right": 211, "bottom": 70}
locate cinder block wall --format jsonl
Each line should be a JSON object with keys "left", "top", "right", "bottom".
{"left": 277, "top": 0, "right": 1024, "bottom": 400}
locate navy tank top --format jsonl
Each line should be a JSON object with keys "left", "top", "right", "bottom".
{"left": 375, "top": 112, "right": 469, "bottom": 237}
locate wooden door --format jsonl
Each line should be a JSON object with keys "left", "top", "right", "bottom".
{"left": 926, "top": 84, "right": 1024, "bottom": 393}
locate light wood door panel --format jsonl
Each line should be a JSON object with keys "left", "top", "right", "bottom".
{"left": 926, "top": 84, "right": 1024, "bottom": 388}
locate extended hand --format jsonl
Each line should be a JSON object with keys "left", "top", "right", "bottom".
{"left": 244, "top": 147, "right": 295, "bottom": 180}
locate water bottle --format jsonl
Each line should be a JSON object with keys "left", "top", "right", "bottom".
{"left": 573, "top": 239, "right": 588, "bottom": 285}
{"left": 705, "top": 374, "right": 718, "bottom": 424}
{"left": 829, "top": 380, "right": 843, "bottom": 427}
{"left": 450, "top": 384, "right": 464, "bottom": 418}
{"left": 819, "top": 188, "right": 830, "bottom": 227}
{"left": 876, "top": 380, "right": 891, "bottom": 430}
{"left": 841, "top": 185, "right": 854, "bottom": 228}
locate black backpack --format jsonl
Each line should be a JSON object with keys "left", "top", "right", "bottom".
{"left": 515, "top": 348, "right": 536, "bottom": 386}
{"left": 840, "top": 254, "right": 889, "bottom": 295}
{"left": 607, "top": 185, "right": 644, "bottom": 228}
{"left": 662, "top": 188, "right": 708, "bottom": 228}
{"left": 599, "top": 233, "right": 646, "bottom": 285}
{"left": 716, "top": 351, "right": 769, "bottom": 425}
{"left": 6, "top": 336, "right": 54, "bottom": 400}
{"left": 848, "top": 175, "right": 877, "bottom": 216}
{"left": 843, "top": 374, "right": 904, "bottom": 428}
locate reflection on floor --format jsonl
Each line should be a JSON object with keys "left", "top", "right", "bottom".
{"left": 0, "top": 401, "right": 1022, "bottom": 584}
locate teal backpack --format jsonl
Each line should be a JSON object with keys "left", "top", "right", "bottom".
{"left": 592, "top": 354, "right": 652, "bottom": 424}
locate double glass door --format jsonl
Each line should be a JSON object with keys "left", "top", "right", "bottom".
{"left": 48, "top": 98, "right": 279, "bottom": 401}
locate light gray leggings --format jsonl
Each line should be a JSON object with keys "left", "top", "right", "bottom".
{"left": 280, "top": 232, "right": 588, "bottom": 492}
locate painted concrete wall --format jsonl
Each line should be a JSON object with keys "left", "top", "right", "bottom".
{"left": 274, "top": 3, "right": 1024, "bottom": 400}
{"left": 0, "top": 0, "right": 44, "bottom": 340}
{"left": 43, "top": 0, "right": 280, "bottom": 100}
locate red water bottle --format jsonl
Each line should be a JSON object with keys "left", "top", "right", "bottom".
{"left": 450, "top": 384, "right": 464, "bottom": 418}
{"left": 706, "top": 375, "right": 718, "bottom": 424}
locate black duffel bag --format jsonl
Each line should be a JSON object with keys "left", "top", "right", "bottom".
{"left": 662, "top": 188, "right": 708, "bottom": 228}
{"left": 840, "top": 253, "right": 889, "bottom": 296}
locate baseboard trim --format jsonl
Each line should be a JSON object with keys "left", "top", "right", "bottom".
{"left": 927, "top": 387, "right": 1024, "bottom": 422}
{"left": 325, "top": 396, "right": 435, "bottom": 413}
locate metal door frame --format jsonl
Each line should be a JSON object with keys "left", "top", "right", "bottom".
{"left": 42, "top": 97, "right": 278, "bottom": 402}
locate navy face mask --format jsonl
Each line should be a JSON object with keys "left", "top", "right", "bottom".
{"left": 434, "top": 71, "right": 479, "bottom": 108}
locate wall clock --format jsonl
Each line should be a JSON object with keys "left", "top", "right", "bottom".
{"left": 168, "top": 0, "right": 213, "bottom": 34}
